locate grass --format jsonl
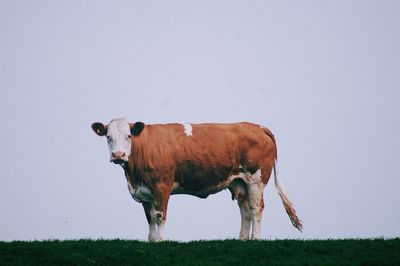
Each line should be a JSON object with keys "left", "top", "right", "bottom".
{"left": 0, "top": 238, "right": 399, "bottom": 265}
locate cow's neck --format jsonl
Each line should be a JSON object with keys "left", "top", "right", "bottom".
{"left": 121, "top": 157, "right": 141, "bottom": 187}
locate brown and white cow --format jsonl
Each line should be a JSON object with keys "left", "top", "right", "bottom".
{"left": 91, "top": 118, "right": 302, "bottom": 241}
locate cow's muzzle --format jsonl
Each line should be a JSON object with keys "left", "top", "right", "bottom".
{"left": 110, "top": 151, "right": 128, "bottom": 165}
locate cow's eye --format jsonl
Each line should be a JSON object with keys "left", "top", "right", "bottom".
{"left": 106, "top": 136, "right": 111, "bottom": 142}
{"left": 127, "top": 135, "right": 132, "bottom": 139}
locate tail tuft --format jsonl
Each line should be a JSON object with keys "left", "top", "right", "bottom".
{"left": 274, "top": 165, "right": 303, "bottom": 231}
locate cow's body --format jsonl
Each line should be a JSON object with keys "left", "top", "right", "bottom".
{"left": 92, "top": 119, "right": 302, "bottom": 241}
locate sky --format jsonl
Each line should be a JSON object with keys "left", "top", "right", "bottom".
{"left": 0, "top": 0, "right": 399, "bottom": 241}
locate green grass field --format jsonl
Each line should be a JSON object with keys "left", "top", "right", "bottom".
{"left": 0, "top": 238, "right": 399, "bottom": 265}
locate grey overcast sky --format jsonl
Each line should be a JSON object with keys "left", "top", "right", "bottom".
{"left": 1, "top": 0, "right": 399, "bottom": 241}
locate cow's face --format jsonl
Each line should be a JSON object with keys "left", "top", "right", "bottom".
{"left": 91, "top": 118, "right": 145, "bottom": 164}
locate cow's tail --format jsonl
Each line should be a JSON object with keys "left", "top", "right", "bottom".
{"left": 263, "top": 127, "right": 303, "bottom": 231}
{"left": 273, "top": 164, "right": 303, "bottom": 231}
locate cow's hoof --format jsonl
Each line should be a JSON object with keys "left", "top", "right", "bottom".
{"left": 148, "top": 235, "right": 165, "bottom": 242}
{"left": 148, "top": 235, "right": 159, "bottom": 242}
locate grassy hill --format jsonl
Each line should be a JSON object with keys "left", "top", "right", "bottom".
{"left": 1, "top": 238, "right": 399, "bottom": 265}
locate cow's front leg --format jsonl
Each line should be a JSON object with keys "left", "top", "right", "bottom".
{"left": 152, "top": 183, "right": 171, "bottom": 241}
{"left": 142, "top": 202, "right": 159, "bottom": 241}
{"left": 141, "top": 184, "right": 171, "bottom": 242}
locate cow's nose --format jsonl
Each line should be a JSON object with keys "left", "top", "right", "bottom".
{"left": 111, "top": 151, "right": 126, "bottom": 160}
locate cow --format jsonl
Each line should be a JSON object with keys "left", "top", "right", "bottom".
{"left": 91, "top": 118, "right": 302, "bottom": 241}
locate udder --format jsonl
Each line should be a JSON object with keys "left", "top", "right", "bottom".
{"left": 228, "top": 178, "right": 248, "bottom": 201}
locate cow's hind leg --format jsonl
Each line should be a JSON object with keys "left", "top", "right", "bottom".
{"left": 247, "top": 180, "right": 265, "bottom": 240}
{"left": 238, "top": 197, "right": 251, "bottom": 240}
{"left": 235, "top": 169, "right": 265, "bottom": 240}
{"left": 231, "top": 179, "right": 251, "bottom": 240}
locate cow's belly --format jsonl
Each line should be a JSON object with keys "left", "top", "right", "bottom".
{"left": 172, "top": 165, "right": 233, "bottom": 198}
{"left": 171, "top": 180, "right": 231, "bottom": 198}
{"left": 171, "top": 166, "right": 261, "bottom": 199}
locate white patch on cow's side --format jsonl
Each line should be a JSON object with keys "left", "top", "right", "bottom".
{"left": 106, "top": 118, "right": 132, "bottom": 162}
{"left": 127, "top": 182, "right": 154, "bottom": 203}
{"left": 182, "top": 123, "right": 192, "bottom": 136}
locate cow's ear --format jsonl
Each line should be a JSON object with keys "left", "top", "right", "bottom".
{"left": 91, "top": 122, "right": 107, "bottom": 136}
{"left": 130, "top": 122, "right": 145, "bottom": 136}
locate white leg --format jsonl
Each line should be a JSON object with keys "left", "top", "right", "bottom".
{"left": 238, "top": 198, "right": 251, "bottom": 240}
{"left": 147, "top": 203, "right": 159, "bottom": 242}
{"left": 154, "top": 208, "right": 165, "bottom": 241}
{"left": 143, "top": 202, "right": 163, "bottom": 242}
{"left": 157, "top": 221, "right": 166, "bottom": 241}
{"left": 148, "top": 222, "right": 158, "bottom": 242}
{"left": 247, "top": 181, "right": 265, "bottom": 240}
{"left": 251, "top": 216, "right": 262, "bottom": 240}
{"left": 148, "top": 205, "right": 165, "bottom": 242}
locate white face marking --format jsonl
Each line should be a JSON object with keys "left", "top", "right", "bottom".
{"left": 182, "top": 123, "right": 192, "bottom": 136}
{"left": 106, "top": 118, "right": 132, "bottom": 162}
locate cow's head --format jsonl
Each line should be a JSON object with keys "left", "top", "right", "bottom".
{"left": 91, "top": 118, "right": 145, "bottom": 164}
